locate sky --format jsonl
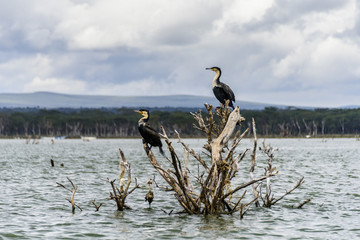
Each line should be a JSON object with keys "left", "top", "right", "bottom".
{"left": 0, "top": 0, "right": 359, "bottom": 108}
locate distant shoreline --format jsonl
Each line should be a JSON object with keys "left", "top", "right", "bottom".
{"left": 1, "top": 135, "right": 359, "bottom": 140}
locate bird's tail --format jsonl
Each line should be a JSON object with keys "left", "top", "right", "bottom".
{"left": 229, "top": 101, "right": 235, "bottom": 109}
{"left": 159, "top": 146, "right": 165, "bottom": 157}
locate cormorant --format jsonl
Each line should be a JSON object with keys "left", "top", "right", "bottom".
{"left": 145, "top": 179, "right": 154, "bottom": 207}
{"left": 206, "top": 67, "right": 235, "bottom": 109}
{"left": 135, "top": 109, "right": 164, "bottom": 155}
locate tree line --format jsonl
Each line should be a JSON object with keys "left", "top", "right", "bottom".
{"left": 0, "top": 106, "right": 359, "bottom": 138}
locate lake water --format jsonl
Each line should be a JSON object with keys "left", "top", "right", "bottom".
{"left": 0, "top": 138, "right": 359, "bottom": 239}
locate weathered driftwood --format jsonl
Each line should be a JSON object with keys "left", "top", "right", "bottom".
{"left": 108, "top": 148, "right": 139, "bottom": 211}
{"left": 143, "top": 101, "right": 305, "bottom": 215}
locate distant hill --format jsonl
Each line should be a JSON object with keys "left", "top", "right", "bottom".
{"left": 341, "top": 105, "right": 360, "bottom": 109}
{"left": 0, "top": 91, "right": 290, "bottom": 110}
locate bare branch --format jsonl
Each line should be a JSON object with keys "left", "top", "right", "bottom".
{"left": 271, "top": 177, "right": 305, "bottom": 206}
{"left": 240, "top": 197, "right": 258, "bottom": 219}
{"left": 57, "top": 178, "right": 80, "bottom": 213}
{"left": 231, "top": 190, "right": 247, "bottom": 213}
{"left": 107, "top": 150, "right": 138, "bottom": 211}
{"left": 250, "top": 118, "right": 260, "bottom": 207}
{"left": 175, "top": 130, "right": 210, "bottom": 173}
{"left": 67, "top": 177, "right": 76, "bottom": 189}
{"left": 222, "top": 172, "right": 278, "bottom": 201}
{"left": 56, "top": 182, "right": 72, "bottom": 192}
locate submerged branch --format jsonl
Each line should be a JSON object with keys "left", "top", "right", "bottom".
{"left": 91, "top": 200, "right": 103, "bottom": 212}
{"left": 57, "top": 177, "right": 81, "bottom": 214}
{"left": 296, "top": 198, "right": 311, "bottom": 209}
{"left": 271, "top": 177, "right": 305, "bottom": 206}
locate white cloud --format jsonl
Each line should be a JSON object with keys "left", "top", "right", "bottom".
{"left": 87, "top": 72, "right": 209, "bottom": 97}
{"left": 89, "top": 78, "right": 164, "bottom": 96}
{"left": 214, "top": 0, "right": 274, "bottom": 32}
{"left": 53, "top": 0, "right": 217, "bottom": 50}
{"left": 0, "top": 54, "right": 53, "bottom": 90}
{"left": 272, "top": 35, "right": 360, "bottom": 88}
{"left": 301, "top": 0, "right": 356, "bottom": 35}
{"left": 24, "top": 77, "right": 87, "bottom": 94}
{"left": 304, "top": 37, "right": 360, "bottom": 84}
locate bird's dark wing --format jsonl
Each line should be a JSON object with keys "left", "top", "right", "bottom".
{"left": 139, "top": 123, "right": 162, "bottom": 147}
{"left": 220, "top": 82, "right": 235, "bottom": 102}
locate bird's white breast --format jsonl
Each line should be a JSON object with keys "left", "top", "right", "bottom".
{"left": 212, "top": 72, "right": 221, "bottom": 88}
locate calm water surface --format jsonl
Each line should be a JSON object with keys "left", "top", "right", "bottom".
{"left": 0, "top": 138, "right": 359, "bottom": 239}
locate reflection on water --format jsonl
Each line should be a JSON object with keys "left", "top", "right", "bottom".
{"left": 0, "top": 138, "right": 360, "bottom": 239}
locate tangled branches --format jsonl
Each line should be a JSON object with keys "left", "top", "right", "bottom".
{"left": 143, "top": 100, "right": 306, "bottom": 216}
{"left": 108, "top": 148, "right": 139, "bottom": 211}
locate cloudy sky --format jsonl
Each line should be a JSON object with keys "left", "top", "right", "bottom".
{"left": 0, "top": 0, "right": 359, "bottom": 107}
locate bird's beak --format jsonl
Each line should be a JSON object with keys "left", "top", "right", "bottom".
{"left": 205, "top": 67, "right": 211, "bottom": 70}
{"left": 134, "top": 110, "right": 140, "bottom": 113}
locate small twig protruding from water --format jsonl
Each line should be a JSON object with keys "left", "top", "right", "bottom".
{"left": 92, "top": 200, "right": 103, "bottom": 211}
{"left": 107, "top": 148, "right": 139, "bottom": 211}
{"left": 271, "top": 176, "right": 305, "bottom": 206}
{"left": 161, "top": 209, "right": 174, "bottom": 215}
{"left": 57, "top": 177, "right": 81, "bottom": 213}
{"left": 240, "top": 197, "right": 258, "bottom": 219}
{"left": 296, "top": 198, "right": 311, "bottom": 209}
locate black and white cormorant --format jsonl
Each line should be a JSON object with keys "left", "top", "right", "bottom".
{"left": 206, "top": 67, "right": 235, "bottom": 109}
{"left": 135, "top": 109, "right": 164, "bottom": 155}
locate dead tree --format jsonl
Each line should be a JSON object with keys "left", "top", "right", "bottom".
{"left": 295, "top": 120, "right": 302, "bottom": 136}
{"left": 321, "top": 119, "right": 326, "bottom": 135}
{"left": 143, "top": 101, "right": 297, "bottom": 215}
{"left": 312, "top": 120, "right": 318, "bottom": 136}
{"left": 339, "top": 119, "right": 345, "bottom": 135}
{"left": 108, "top": 148, "right": 139, "bottom": 211}
{"left": 302, "top": 119, "right": 311, "bottom": 136}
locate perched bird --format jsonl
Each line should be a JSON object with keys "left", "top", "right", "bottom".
{"left": 119, "top": 178, "right": 126, "bottom": 194}
{"left": 145, "top": 179, "right": 154, "bottom": 207}
{"left": 206, "top": 67, "right": 235, "bottom": 109}
{"left": 135, "top": 109, "right": 164, "bottom": 155}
